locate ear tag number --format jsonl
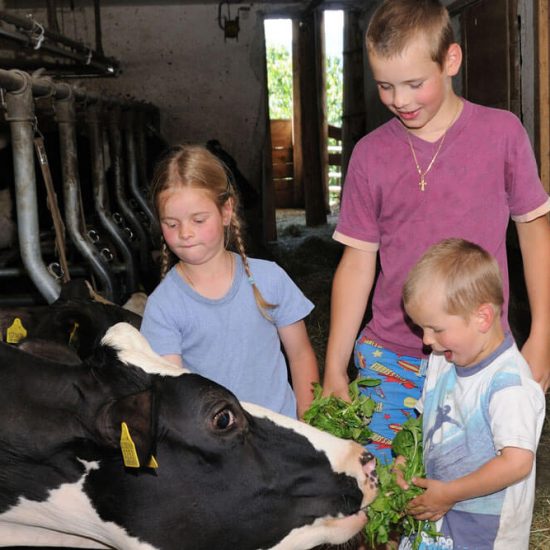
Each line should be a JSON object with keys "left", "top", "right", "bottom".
{"left": 7, "top": 318, "right": 27, "bottom": 344}
{"left": 120, "top": 421, "right": 140, "bottom": 468}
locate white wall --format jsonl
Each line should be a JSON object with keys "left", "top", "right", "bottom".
{"left": 94, "top": 4, "right": 271, "bottom": 189}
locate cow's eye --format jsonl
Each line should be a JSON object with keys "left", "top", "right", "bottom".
{"left": 212, "top": 408, "right": 236, "bottom": 431}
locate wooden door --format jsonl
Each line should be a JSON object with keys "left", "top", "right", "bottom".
{"left": 270, "top": 119, "right": 296, "bottom": 208}
{"left": 459, "top": 0, "right": 520, "bottom": 114}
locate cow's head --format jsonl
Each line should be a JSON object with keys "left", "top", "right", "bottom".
{"left": 94, "top": 323, "right": 378, "bottom": 550}
{"left": 0, "top": 322, "right": 377, "bottom": 550}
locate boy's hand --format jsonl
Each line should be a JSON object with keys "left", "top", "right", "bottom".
{"left": 321, "top": 370, "right": 351, "bottom": 401}
{"left": 392, "top": 455, "right": 409, "bottom": 490}
{"left": 406, "top": 478, "right": 453, "bottom": 522}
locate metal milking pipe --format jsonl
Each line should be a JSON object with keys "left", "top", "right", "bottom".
{"left": 122, "top": 109, "right": 156, "bottom": 231}
{"left": 106, "top": 105, "right": 151, "bottom": 271}
{"left": 55, "top": 86, "right": 116, "bottom": 300}
{"left": 86, "top": 101, "right": 138, "bottom": 298}
{"left": 4, "top": 70, "right": 61, "bottom": 303}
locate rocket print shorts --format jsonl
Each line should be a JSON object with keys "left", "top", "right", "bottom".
{"left": 354, "top": 335, "right": 426, "bottom": 464}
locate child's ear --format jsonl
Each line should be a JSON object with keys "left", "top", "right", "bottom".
{"left": 445, "top": 43, "right": 462, "bottom": 77}
{"left": 476, "top": 303, "right": 495, "bottom": 333}
{"left": 221, "top": 198, "right": 234, "bottom": 226}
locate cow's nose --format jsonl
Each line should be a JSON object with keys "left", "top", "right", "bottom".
{"left": 360, "top": 451, "right": 378, "bottom": 485}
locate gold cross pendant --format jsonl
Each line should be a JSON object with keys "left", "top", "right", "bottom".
{"left": 419, "top": 177, "right": 427, "bottom": 191}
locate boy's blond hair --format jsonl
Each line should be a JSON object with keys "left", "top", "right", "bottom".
{"left": 366, "top": 0, "right": 455, "bottom": 68}
{"left": 403, "top": 238, "right": 504, "bottom": 318}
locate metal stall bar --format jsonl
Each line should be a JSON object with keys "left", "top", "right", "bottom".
{"left": 122, "top": 109, "right": 156, "bottom": 229}
{"left": 55, "top": 86, "right": 116, "bottom": 300}
{"left": 0, "top": 68, "right": 158, "bottom": 303}
{"left": 3, "top": 70, "right": 61, "bottom": 304}
{"left": 0, "top": 10, "right": 119, "bottom": 76}
{"left": 107, "top": 106, "right": 151, "bottom": 271}
{"left": 135, "top": 109, "right": 160, "bottom": 242}
{"left": 87, "top": 101, "right": 138, "bottom": 298}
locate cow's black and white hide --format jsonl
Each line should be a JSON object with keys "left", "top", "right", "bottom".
{"left": 10, "top": 279, "right": 142, "bottom": 365}
{"left": 0, "top": 322, "right": 377, "bottom": 550}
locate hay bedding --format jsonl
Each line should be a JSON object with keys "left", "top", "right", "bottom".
{"left": 268, "top": 209, "right": 550, "bottom": 550}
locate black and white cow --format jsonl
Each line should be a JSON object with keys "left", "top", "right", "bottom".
{"left": 3, "top": 279, "right": 143, "bottom": 365}
{"left": 0, "top": 322, "right": 378, "bottom": 550}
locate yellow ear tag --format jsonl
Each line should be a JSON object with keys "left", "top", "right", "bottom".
{"left": 7, "top": 318, "right": 27, "bottom": 344}
{"left": 69, "top": 321, "right": 79, "bottom": 346}
{"left": 147, "top": 455, "right": 159, "bottom": 469}
{"left": 120, "top": 422, "right": 140, "bottom": 468}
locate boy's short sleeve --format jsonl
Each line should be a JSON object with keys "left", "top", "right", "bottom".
{"left": 334, "top": 139, "right": 381, "bottom": 247}
{"left": 489, "top": 381, "right": 545, "bottom": 453}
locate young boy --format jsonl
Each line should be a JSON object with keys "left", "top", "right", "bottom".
{"left": 322, "top": 0, "right": 550, "bottom": 463}
{"left": 398, "top": 238, "right": 545, "bottom": 549}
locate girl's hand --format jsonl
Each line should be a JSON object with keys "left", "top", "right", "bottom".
{"left": 406, "top": 477, "right": 453, "bottom": 522}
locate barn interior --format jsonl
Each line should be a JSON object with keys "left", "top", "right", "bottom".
{"left": 0, "top": 0, "right": 549, "bottom": 547}
{"left": 0, "top": 0, "right": 548, "bottom": 306}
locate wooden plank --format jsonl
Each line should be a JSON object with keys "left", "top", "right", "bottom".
{"left": 271, "top": 148, "right": 293, "bottom": 164}
{"left": 297, "top": 9, "right": 326, "bottom": 226}
{"left": 538, "top": 0, "right": 550, "bottom": 192}
{"left": 328, "top": 153, "right": 342, "bottom": 166}
{"left": 272, "top": 163, "right": 294, "bottom": 179}
{"left": 270, "top": 119, "right": 293, "bottom": 148}
{"left": 292, "top": 19, "right": 304, "bottom": 207}
{"left": 462, "top": 0, "right": 513, "bottom": 112}
{"left": 328, "top": 124, "right": 342, "bottom": 141}
{"left": 274, "top": 178, "right": 295, "bottom": 208}
{"left": 342, "top": 10, "right": 366, "bottom": 184}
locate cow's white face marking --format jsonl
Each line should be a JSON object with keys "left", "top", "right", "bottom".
{"left": 265, "top": 511, "right": 367, "bottom": 550}
{"left": 101, "top": 323, "right": 187, "bottom": 376}
{"left": 243, "top": 402, "right": 376, "bottom": 510}
{"left": 0, "top": 474, "right": 159, "bottom": 549}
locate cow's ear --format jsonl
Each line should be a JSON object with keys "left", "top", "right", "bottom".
{"left": 98, "top": 389, "right": 158, "bottom": 468}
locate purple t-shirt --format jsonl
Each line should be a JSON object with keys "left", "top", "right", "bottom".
{"left": 335, "top": 99, "right": 550, "bottom": 358}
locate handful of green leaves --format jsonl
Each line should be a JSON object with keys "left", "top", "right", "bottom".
{"left": 364, "top": 415, "right": 438, "bottom": 548}
{"left": 303, "top": 381, "right": 437, "bottom": 549}
{"left": 303, "top": 377, "right": 380, "bottom": 444}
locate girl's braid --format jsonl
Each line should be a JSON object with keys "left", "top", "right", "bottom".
{"left": 159, "top": 239, "right": 176, "bottom": 279}
{"left": 230, "top": 210, "right": 276, "bottom": 321}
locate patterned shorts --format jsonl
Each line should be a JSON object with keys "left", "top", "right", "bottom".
{"left": 355, "top": 336, "right": 426, "bottom": 464}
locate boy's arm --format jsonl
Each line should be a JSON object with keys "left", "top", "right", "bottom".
{"left": 322, "top": 246, "right": 377, "bottom": 401}
{"left": 407, "top": 447, "right": 534, "bottom": 521}
{"left": 278, "top": 320, "right": 320, "bottom": 419}
{"left": 515, "top": 215, "right": 550, "bottom": 391}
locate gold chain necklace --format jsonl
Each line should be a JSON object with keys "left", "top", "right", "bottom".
{"left": 406, "top": 103, "right": 460, "bottom": 191}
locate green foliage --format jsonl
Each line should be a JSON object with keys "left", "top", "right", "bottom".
{"left": 303, "top": 377, "right": 380, "bottom": 444}
{"left": 364, "top": 416, "right": 439, "bottom": 549}
{"left": 266, "top": 45, "right": 293, "bottom": 119}
{"left": 265, "top": 44, "right": 343, "bottom": 124}
{"left": 325, "top": 55, "right": 343, "bottom": 126}
{"left": 304, "top": 386, "right": 438, "bottom": 549}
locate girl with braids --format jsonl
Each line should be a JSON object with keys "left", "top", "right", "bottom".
{"left": 140, "top": 145, "right": 319, "bottom": 419}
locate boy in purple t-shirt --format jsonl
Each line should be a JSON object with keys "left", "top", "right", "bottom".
{"left": 322, "top": 0, "right": 550, "bottom": 464}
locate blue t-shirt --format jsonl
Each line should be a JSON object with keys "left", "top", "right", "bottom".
{"left": 140, "top": 254, "right": 314, "bottom": 418}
